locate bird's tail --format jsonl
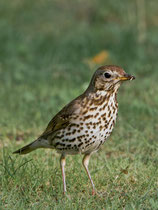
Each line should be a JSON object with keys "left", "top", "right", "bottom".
{"left": 13, "top": 140, "right": 39, "bottom": 155}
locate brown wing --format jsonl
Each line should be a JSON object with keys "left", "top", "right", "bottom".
{"left": 40, "top": 95, "right": 82, "bottom": 139}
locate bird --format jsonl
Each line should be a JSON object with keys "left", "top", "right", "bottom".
{"left": 13, "top": 65, "right": 135, "bottom": 195}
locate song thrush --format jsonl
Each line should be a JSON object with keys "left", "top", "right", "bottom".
{"left": 13, "top": 65, "right": 135, "bottom": 195}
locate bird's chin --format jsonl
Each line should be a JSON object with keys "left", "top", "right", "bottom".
{"left": 114, "top": 82, "right": 121, "bottom": 91}
{"left": 105, "top": 82, "right": 121, "bottom": 92}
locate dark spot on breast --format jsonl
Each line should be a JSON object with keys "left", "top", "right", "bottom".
{"left": 94, "top": 113, "right": 99, "bottom": 118}
{"left": 103, "top": 103, "right": 108, "bottom": 110}
{"left": 55, "top": 142, "right": 66, "bottom": 147}
{"left": 72, "top": 116, "right": 78, "bottom": 120}
{"left": 84, "top": 115, "right": 94, "bottom": 120}
{"left": 78, "top": 142, "right": 83, "bottom": 147}
{"left": 72, "top": 129, "right": 76, "bottom": 134}
{"left": 82, "top": 109, "right": 88, "bottom": 115}
{"left": 85, "top": 139, "right": 90, "bottom": 144}
{"left": 99, "top": 107, "right": 103, "bottom": 111}
{"left": 104, "top": 124, "right": 108, "bottom": 129}
{"left": 90, "top": 107, "right": 97, "bottom": 111}
{"left": 90, "top": 141, "right": 95, "bottom": 145}
{"left": 108, "top": 110, "right": 111, "bottom": 118}
{"left": 110, "top": 124, "right": 113, "bottom": 129}
{"left": 72, "top": 123, "right": 78, "bottom": 127}
{"left": 66, "top": 144, "right": 72, "bottom": 148}
{"left": 85, "top": 143, "right": 90, "bottom": 148}
{"left": 68, "top": 138, "right": 76, "bottom": 142}
{"left": 110, "top": 116, "right": 113, "bottom": 121}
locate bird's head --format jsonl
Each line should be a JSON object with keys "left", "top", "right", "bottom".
{"left": 89, "top": 65, "right": 135, "bottom": 92}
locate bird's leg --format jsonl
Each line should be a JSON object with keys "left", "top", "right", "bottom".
{"left": 82, "top": 154, "right": 95, "bottom": 195}
{"left": 60, "top": 154, "right": 66, "bottom": 194}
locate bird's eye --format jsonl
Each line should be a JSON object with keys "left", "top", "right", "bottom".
{"left": 104, "top": 72, "right": 111, "bottom": 78}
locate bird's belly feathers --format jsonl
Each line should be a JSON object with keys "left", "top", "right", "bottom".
{"left": 79, "top": 101, "right": 118, "bottom": 154}
{"left": 53, "top": 93, "right": 118, "bottom": 155}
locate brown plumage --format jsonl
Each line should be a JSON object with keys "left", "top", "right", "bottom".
{"left": 13, "top": 65, "right": 135, "bottom": 195}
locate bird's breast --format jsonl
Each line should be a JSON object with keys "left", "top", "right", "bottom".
{"left": 81, "top": 92, "right": 118, "bottom": 138}
{"left": 53, "top": 92, "right": 118, "bottom": 154}
{"left": 72, "top": 92, "right": 118, "bottom": 153}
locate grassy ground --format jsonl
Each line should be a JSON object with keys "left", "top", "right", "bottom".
{"left": 0, "top": 0, "right": 158, "bottom": 209}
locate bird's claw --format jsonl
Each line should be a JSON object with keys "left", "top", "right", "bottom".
{"left": 92, "top": 189, "right": 95, "bottom": 196}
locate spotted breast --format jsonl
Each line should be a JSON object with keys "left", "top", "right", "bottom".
{"left": 51, "top": 89, "right": 118, "bottom": 155}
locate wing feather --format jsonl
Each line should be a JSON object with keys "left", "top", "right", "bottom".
{"left": 40, "top": 96, "right": 82, "bottom": 138}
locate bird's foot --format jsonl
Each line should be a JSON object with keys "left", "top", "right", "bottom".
{"left": 92, "top": 189, "right": 96, "bottom": 196}
{"left": 63, "top": 191, "right": 71, "bottom": 200}
{"left": 63, "top": 190, "right": 67, "bottom": 195}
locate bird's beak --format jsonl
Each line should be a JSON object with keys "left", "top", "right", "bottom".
{"left": 118, "top": 74, "right": 135, "bottom": 81}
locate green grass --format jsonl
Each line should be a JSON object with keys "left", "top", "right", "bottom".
{"left": 0, "top": 0, "right": 158, "bottom": 209}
